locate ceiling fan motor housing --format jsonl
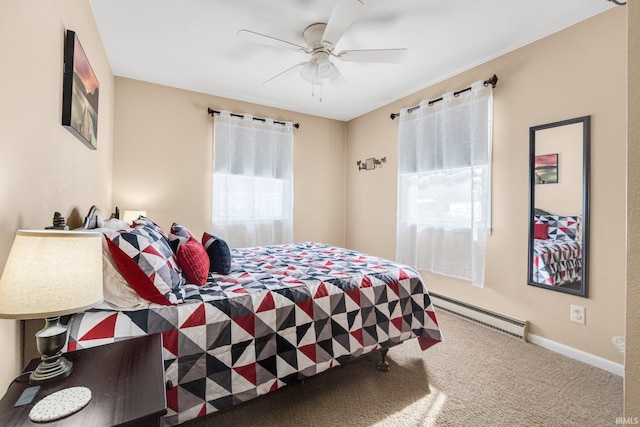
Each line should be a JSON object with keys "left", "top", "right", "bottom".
{"left": 303, "top": 23, "right": 329, "bottom": 50}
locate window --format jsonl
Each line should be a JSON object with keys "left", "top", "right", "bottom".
{"left": 214, "top": 174, "right": 289, "bottom": 222}
{"left": 396, "top": 81, "right": 493, "bottom": 286}
{"left": 212, "top": 112, "right": 294, "bottom": 248}
{"left": 403, "top": 166, "right": 487, "bottom": 230}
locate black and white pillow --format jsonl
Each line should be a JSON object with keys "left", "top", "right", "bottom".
{"left": 201, "top": 233, "right": 231, "bottom": 275}
{"left": 534, "top": 215, "right": 581, "bottom": 241}
{"left": 103, "top": 220, "right": 185, "bottom": 305}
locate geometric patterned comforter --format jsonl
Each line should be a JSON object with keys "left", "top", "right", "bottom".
{"left": 66, "top": 243, "right": 443, "bottom": 426}
{"left": 532, "top": 239, "right": 582, "bottom": 286}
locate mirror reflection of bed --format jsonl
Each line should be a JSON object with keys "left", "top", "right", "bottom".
{"left": 532, "top": 210, "right": 582, "bottom": 290}
{"left": 528, "top": 116, "right": 589, "bottom": 297}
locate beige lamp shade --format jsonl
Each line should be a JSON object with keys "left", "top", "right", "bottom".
{"left": 0, "top": 230, "right": 103, "bottom": 319}
{"left": 122, "top": 210, "right": 147, "bottom": 224}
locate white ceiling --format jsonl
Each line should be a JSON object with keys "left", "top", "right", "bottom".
{"left": 89, "top": 0, "right": 614, "bottom": 122}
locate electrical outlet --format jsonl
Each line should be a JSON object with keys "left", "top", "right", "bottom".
{"left": 570, "top": 305, "right": 585, "bottom": 324}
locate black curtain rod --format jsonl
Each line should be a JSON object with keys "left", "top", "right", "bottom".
{"left": 389, "top": 74, "right": 498, "bottom": 120}
{"left": 208, "top": 108, "right": 300, "bottom": 129}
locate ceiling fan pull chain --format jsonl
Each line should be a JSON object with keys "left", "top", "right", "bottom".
{"left": 311, "top": 83, "right": 324, "bottom": 102}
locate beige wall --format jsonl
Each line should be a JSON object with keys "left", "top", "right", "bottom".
{"left": 347, "top": 8, "right": 627, "bottom": 363}
{"left": 626, "top": 0, "right": 640, "bottom": 418}
{"left": 0, "top": 0, "right": 114, "bottom": 389}
{"left": 112, "top": 78, "right": 347, "bottom": 247}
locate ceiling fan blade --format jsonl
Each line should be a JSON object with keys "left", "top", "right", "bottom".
{"left": 237, "top": 29, "right": 309, "bottom": 53}
{"left": 336, "top": 48, "right": 408, "bottom": 63}
{"left": 321, "top": 0, "right": 364, "bottom": 48}
{"left": 262, "top": 62, "right": 307, "bottom": 85}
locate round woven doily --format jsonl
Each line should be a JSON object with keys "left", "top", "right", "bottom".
{"left": 29, "top": 386, "right": 92, "bottom": 422}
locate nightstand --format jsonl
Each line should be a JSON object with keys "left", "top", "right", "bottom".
{"left": 0, "top": 334, "right": 167, "bottom": 426}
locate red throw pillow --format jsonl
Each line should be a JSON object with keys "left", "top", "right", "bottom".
{"left": 534, "top": 223, "right": 549, "bottom": 240}
{"left": 176, "top": 239, "right": 210, "bottom": 286}
{"left": 168, "top": 223, "right": 210, "bottom": 286}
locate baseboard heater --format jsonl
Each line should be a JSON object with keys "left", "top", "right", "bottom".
{"left": 429, "top": 293, "right": 528, "bottom": 341}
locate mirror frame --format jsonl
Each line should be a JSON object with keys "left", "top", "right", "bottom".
{"left": 527, "top": 116, "right": 590, "bottom": 297}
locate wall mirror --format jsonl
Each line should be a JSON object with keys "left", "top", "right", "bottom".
{"left": 528, "top": 116, "right": 590, "bottom": 297}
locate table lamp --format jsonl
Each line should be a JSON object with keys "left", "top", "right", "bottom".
{"left": 0, "top": 230, "right": 103, "bottom": 385}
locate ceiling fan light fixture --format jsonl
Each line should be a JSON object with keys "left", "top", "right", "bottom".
{"left": 300, "top": 61, "right": 319, "bottom": 84}
{"left": 316, "top": 56, "right": 334, "bottom": 78}
{"left": 300, "top": 56, "right": 340, "bottom": 86}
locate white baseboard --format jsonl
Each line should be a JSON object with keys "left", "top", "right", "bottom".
{"left": 528, "top": 333, "right": 624, "bottom": 377}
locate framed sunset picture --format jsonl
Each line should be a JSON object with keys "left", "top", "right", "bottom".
{"left": 534, "top": 153, "right": 558, "bottom": 184}
{"left": 62, "top": 30, "right": 99, "bottom": 150}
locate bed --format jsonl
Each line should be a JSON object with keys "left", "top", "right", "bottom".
{"left": 532, "top": 214, "right": 582, "bottom": 287}
{"left": 62, "top": 208, "right": 443, "bottom": 426}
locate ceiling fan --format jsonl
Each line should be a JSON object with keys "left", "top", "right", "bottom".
{"left": 237, "top": 0, "right": 408, "bottom": 96}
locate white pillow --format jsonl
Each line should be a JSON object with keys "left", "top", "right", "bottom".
{"left": 101, "top": 245, "right": 149, "bottom": 309}
{"left": 100, "top": 217, "right": 131, "bottom": 230}
{"left": 90, "top": 219, "right": 150, "bottom": 309}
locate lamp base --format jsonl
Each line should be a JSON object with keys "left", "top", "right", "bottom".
{"left": 29, "top": 317, "right": 73, "bottom": 385}
{"left": 29, "top": 355, "right": 73, "bottom": 385}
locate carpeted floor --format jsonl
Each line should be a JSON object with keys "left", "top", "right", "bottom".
{"left": 181, "top": 311, "right": 623, "bottom": 426}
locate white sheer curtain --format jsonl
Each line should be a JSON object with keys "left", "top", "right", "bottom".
{"left": 396, "top": 81, "right": 493, "bottom": 287}
{"left": 212, "top": 111, "right": 294, "bottom": 248}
